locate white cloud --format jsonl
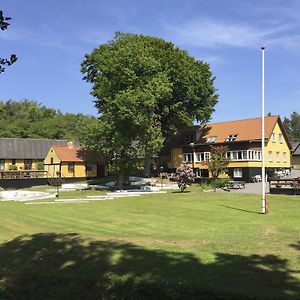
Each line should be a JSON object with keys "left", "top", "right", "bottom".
{"left": 164, "top": 18, "right": 293, "bottom": 49}
{"left": 200, "top": 55, "right": 223, "bottom": 65}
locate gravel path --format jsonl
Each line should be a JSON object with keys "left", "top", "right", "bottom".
{"left": 219, "top": 182, "right": 270, "bottom": 195}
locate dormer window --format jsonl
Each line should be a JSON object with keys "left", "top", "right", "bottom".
{"left": 272, "top": 133, "right": 276, "bottom": 142}
{"left": 185, "top": 133, "right": 195, "bottom": 144}
{"left": 226, "top": 134, "right": 238, "bottom": 142}
{"left": 207, "top": 136, "right": 217, "bottom": 143}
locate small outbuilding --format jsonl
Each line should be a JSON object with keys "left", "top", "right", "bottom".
{"left": 44, "top": 142, "right": 107, "bottom": 178}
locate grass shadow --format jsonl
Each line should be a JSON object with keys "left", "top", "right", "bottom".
{"left": 290, "top": 241, "right": 300, "bottom": 251}
{"left": 0, "top": 233, "right": 299, "bottom": 299}
{"left": 219, "top": 204, "right": 261, "bottom": 215}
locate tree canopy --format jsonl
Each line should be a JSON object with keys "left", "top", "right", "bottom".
{"left": 81, "top": 33, "right": 218, "bottom": 186}
{"left": 207, "top": 145, "right": 230, "bottom": 179}
{"left": 283, "top": 112, "right": 300, "bottom": 142}
{"left": 0, "top": 10, "right": 17, "bottom": 74}
{"left": 0, "top": 100, "right": 97, "bottom": 140}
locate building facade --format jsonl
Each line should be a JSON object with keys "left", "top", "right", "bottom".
{"left": 0, "top": 138, "right": 68, "bottom": 173}
{"left": 291, "top": 142, "right": 300, "bottom": 170}
{"left": 164, "top": 115, "right": 291, "bottom": 182}
{"left": 44, "top": 142, "right": 107, "bottom": 178}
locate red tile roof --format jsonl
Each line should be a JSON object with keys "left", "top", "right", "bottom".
{"left": 52, "top": 145, "right": 85, "bottom": 162}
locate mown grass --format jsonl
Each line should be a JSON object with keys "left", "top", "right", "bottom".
{"left": 0, "top": 187, "right": 299, "bottom": 299}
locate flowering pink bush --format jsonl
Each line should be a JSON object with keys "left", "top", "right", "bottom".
{"left": 175, "top": 164, "right": 195, "bottom": 192}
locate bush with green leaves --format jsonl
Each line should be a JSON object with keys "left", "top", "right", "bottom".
{"left": 210, "top": 178, "right": 230, "bottom": 192}
{"left": 9, "top": 164, "right": 17, "bottom": 171}
{"left": 175, "top": 164, "right": 195, "bottom": 192}
{"left": 37, "top": 161, "right": 44, "bottom": 171}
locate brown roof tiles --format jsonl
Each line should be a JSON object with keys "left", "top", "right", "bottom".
{"left": 52, "top": 145, "right": 85, "bottom": 162}
{"left": 201, "top": 115, "right": 279, "bottom": 143}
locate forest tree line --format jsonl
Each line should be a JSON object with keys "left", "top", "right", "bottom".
{"left": 1, "top": 100, "right": 299, "bottom": 144}
{"left": 0, "top": 100, "right": 97, "bottom": 140}
{"left": 283, "top": 112, "right": 300, "bottom": 142}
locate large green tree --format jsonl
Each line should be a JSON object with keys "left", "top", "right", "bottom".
{"left": 81, "top": 33, "right": 218, "bottom": 184}
{"left": 283, "top": 112, "right": 300, "bottom": 142}
{"left": 0, "top": 10, "right": 17, "bottom": 74}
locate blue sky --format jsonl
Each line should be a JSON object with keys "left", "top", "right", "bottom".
{"left": 1, "top": 0, "right": 300, "bottom": 122}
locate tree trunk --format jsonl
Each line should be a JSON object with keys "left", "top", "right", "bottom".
{"left": 117, "top": 171, "right": 124, "bottom": 190}
{"left": 143, "top": 155, "right": 151, "bottom": 177}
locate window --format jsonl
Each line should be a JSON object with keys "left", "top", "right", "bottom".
{"left": 24, "top": 159, "right": 32, "bottom": 170}
{"left": 195, "top": 152, "right": 210, "bottom": 162}
{"left": 183, "top": 153, "right": 193, "bottom": 163}
{"left": 207, "top": 136, "right": 217, "bottom": 143}
{"left": 50, "top": 158, "right": 54, "bottom": 164}
{"left": 226, "top": 150, "right": 261, "bottom": 161}
{"left": 232, "top": 151, "right": 238, "bottom": 160}
{"left": 268, "top": 151, "right": 273, "bottom": 162}
{"left": 283, "top": 152, "right": 287, "bottom": 162}
{"left": 276, "top": 152, "right": 280, "bottom": 162}
{"left": 0, "top": 159, "right": 4, "bottom": 171}
{"left": 185, "top": 133, "right": 194, "bottom": 144}
{"left": 68, "top": 163, "right": 74, "bottom": 173}
{"left": 233, "top": 168, "right": 243, "bottom": 178}
{"left": 272, "top": 133, "right": 276, "bottom": 142}
{"left": 279, "top": 133, "right": 283, "bottom": 143}
{"left": 226, "top": 134, "right": 238, "bottom": 142}
{"left": 253, "top": 151, "right": 258, "bottom": 160}
{"left": 258, "top": 151, "right": 261, "bottom": 161}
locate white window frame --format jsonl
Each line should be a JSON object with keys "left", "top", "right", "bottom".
{"left": 226, "top": 134, "right": 238, "bottom": 142}
{"left": 183, "top": 153, "right": 193, "bottom": 163}
{"left": 258, "top": 151, "right": 261, "bottom": 161}
{"left": 233, "top": 168, "right": 243, "bottom": 178}
{"left": 283, "top": 152, "right": 287, "bottom": 162}
{"left": 204, "top": 152, "right": 210, "bottom": 161}
{"left": 278, "top": 133, "right": 283, "bottom": 143}
{"left": 268, "top": 151, "right": 273, "bottom": 162}
{"left": 276, "top": 152, "right": 280, "bottom": 162}
{"left": 226, "top": 150, "right": 261, "bottom": 161}
{"left": 195, "top": 152, "right": 210, "bottom": 162}
{"left": 272, "top": 132, "right": 276, "bottom": 142}
{"left": 207, "top": 136, "right": 217, "bottom": 143}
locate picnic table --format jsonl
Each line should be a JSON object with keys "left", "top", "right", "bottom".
{"left": 226, "top": 180, "right": 246, "bottom": 189}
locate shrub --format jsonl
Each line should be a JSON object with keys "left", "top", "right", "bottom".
{"left": 175, "top": 164, "right": 195, "bottom": 192}
{"left": 210, "top": 178, "right": 230, "bottom": 192}
{"left": 9, "top": 164, "right": 17, "bottom": 171}
{"left": 37, "top": 161, "right": 44, "bottom": 170}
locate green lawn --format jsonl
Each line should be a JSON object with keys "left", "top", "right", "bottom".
{"left": 0, "top": 188, "right": 299, "bottom": 299}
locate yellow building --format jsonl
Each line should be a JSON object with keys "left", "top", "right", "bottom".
{"left": 165, "top": 115, "right": 291, "bottom": 182}
{"left": 44, "top": 142, "right": 107, "bottom": 178}
{"left": 0, "top": 138, "right": 68, "bottom": 174}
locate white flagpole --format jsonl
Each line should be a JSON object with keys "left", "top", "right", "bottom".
{"left": 261, "top": 46, "right": 266, "bottom": 214}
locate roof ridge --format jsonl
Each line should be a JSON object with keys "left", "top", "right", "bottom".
{"left": 207, "top": 115, "right": 278, "bottom": 126}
